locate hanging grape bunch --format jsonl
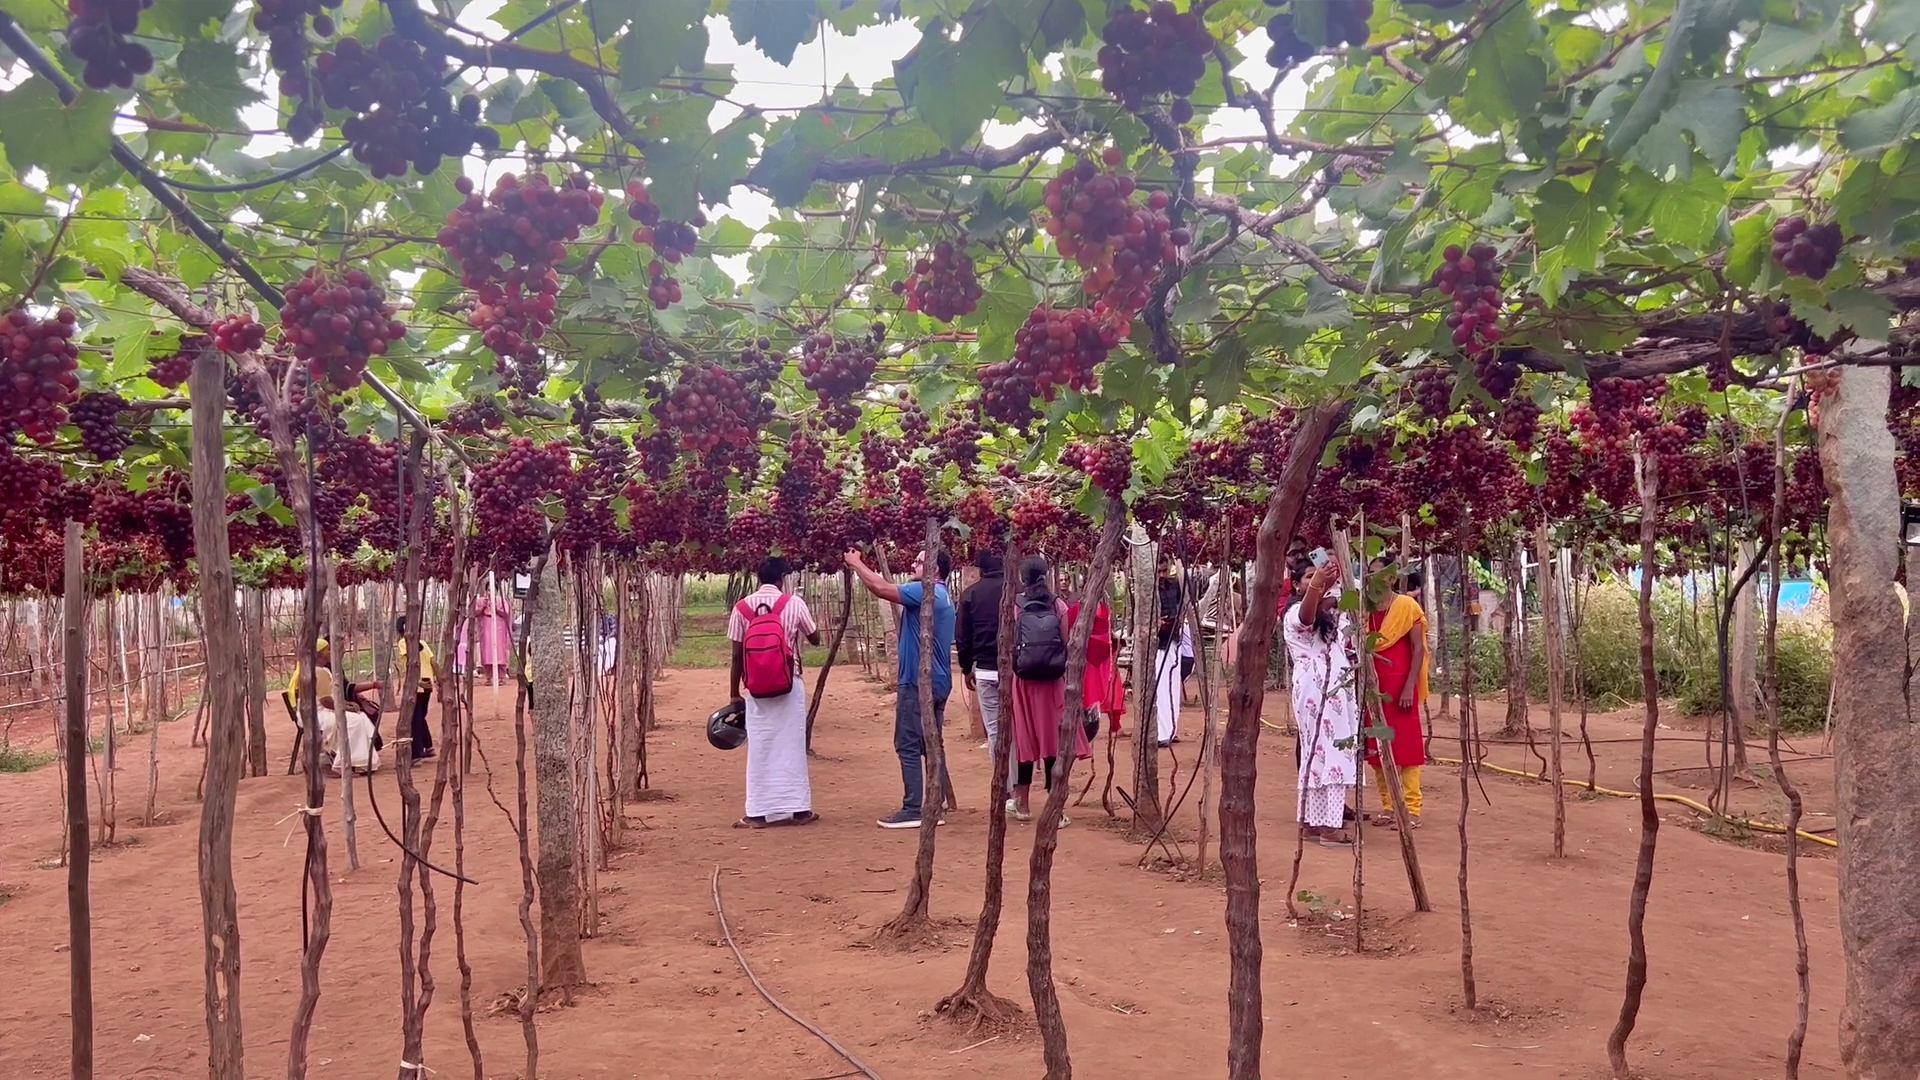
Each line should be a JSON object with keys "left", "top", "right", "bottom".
{"left": 310, "top": 36, "right": 499, "bottom": 178}
{"left": 647, "top": 262, "right": 683, "bottom": 310}
{"left": 1434, "top": 243, "right": 1504, "bottom": 360}
{"left": 1498, "top": 396, "right": 1541, "bottom": 450}
{"left": 445, "top": 395, "right": 505, "bottom": 435}
{"left": 1096, "top": 2, "right": 1213, "bottom": 119}
{"left": 1765, "top": 299, "right": 1847, "bottom": 356}
{"left": 896, "top": 394, "right": 931, "bottom": 447}
{"left": 441, "top": 171, "right": 603, "bottom": 390}
{"left": 0, "top": 307, "right": 81, "bottom": 445}
{"left": 1009, "top": 487, "right": 1070, "bottom": 544}
{"left": 255, "top": 0, "right": 342, "bottom": 140}
{"left": 799, "top": 324, "right": 885, "bottom": 432}
{"left": 897, "top": 240, "right": 983, "bottom": 323}
{"left": 624, "top": 183, "right": 702, "bottom": 267}
{"left": 651, "top": 361, "right": 773, "bottom": 451}
{"left": 1410, "top": 367, "right": 1455, "bottom": 419}
{"left": 1062, "top": 438, "right": 1133, "bottom": 497}
{"left": 277, "top": 267, "right": 406, "bottom": 389}
{"left": 148, "top": 335, "right": 212, "bottom": 389}
{"left": 1263, "top": 0, "right": 1369, "bottom": 71}
{"left": 978, "top": 304, "right": 1128, "bottom": 426}
{"left": 1770, "top": 216, "right": 1843, "bottom": 280}
{"left": 1043, "top": 152, "right": 1185, "bottom": 316}
{"left": 212, "top": 314, "right": 270, "bottom": 355}
{"left": 69, "top": 392, "right": 132, "bottom": 460}
{"left": 67, "top": 0, "right": 155, "bottom": 89}
{"left": 931, "top": 407, "right": 983, "bottom": 474}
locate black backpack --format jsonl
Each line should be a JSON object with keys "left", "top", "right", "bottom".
{"left": 1013, "top": 590, "right": 1068, "bottom": 681}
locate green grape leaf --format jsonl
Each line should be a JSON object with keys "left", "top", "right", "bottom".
{"left": 1840, "top": 88, "right": 1920, "bottom": 156}
{"left": 617, "top": 0, "right": 708, "bottom": 89}
{"left": 0, "top": 82, "right": 116, "bottom": 185}
{"left": 1456, "top": 9, "right": 1547, "bottom": 135}
{"left": 173, "top": 38, "right": 262, "bottom": 132}
{"left": 731, "top": 0, "right": 823, "bottom": 66}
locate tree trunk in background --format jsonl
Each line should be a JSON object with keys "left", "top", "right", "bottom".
{"left": 62, "top": 519, "right": 95, "bottom": 1080}
{"left": 1499, "top": 553, "right": 1527, "bottom": 736}
{"left": 1029, "top": 506, "right": 1127, "bottom": 1078}
{"left": 1725, "top": 541, "right": 1757, "bottom": 779}
{"left": 882, "top": 519, "right": 945, "bottom": 937}
{"left": 189, "top": 340, "right": 247, "bottom": 1078}
{"left": 1219, "top": 401, "right": 1344, "bottom": 1080}
{"left": 1607, "top": 447, "right": 1662, "bottom": 1078}
{"left": 243, "top": 590, "right": 268, "bottom": 778}
{"left": 1535, "top": 524, "right": 1567, "bottom": 859}
{"left": 1815, "top": 368, "right": 1920, "bottom": 1077}
{"left": 530, "top": 550, "right": 587, "bottom": 991}
{"left": 1127, "top": 527, "right": 1161, "bottom": 834}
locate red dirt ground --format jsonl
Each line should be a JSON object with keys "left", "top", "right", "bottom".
{"left": 0, "top": 667, "right": 1843, "bottom": 1078}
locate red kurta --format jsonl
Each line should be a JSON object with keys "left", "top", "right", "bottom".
{"left": 1366, "top": 608, "right": 1427, "bottom": 769}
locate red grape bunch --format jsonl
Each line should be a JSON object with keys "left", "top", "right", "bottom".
{"left": 896, "top": 395, "right": 930, "bottom": 447}
{"left": 1043, "top": 152, "right": 1185, "bottom": 315}
{"left": 1435, "top": 243, "right": 1504, "bottom": 359}
{"left": 67, "top": 0, "right": 154, "bottom": 89}
{"left": 311, "top": 36, "right": 500, "bottom": 178}
{"left": 799, "top": 326, "right": 885, "bottom": 431}
{"left": 978, "top": 304, "right": 1128, "bottom": 425}
{"left": 1062, "top": 437, "right": 1133, "bottom": 497}
{"left": 1765, "top": 299, "right": 1846, "bottom": 356}
{"left": 1009, "top": 487, "right": 1069, "bottom": 544}
{"left": 647, "top": 262, "right": 683, "bottom": 310}
{"left": 212, "top": 314, "right": 270, "bottom": 355}
{"left": 440, "top": 171, "right": 604, "bottom": 385}
{"left": 471, "top": 437, "right": 570, "bottom": 520}
{"left": 1770, "top": 216, "right": 1843, "bottom": 281}
{"left": 1262, "top": 0, "right": 1370, "bottom": 71}
{"left": 147, "top": 335, "right": 211, "bottom": 389}
{"left": 277, "top": 267, "right": 405, "bottom": 389}
{"left": 0, "top": 307, "right": 81, "bottom": 444}
{"left": 1410, "top": 367, "right": 1454, "bottom": 419}
{"left": 1497, "top": 396, "right": 1540, "bottom": 450}
{"left": 651, "top": 362, "right": 773, "bottom": 451}
{"left": 1097, "top": 2, "right": 1213, "bottom": 118}
{"left": 445, "top": 396, "right": 505, "bottom": 434}
{"left": 897, "top": 240, "right": 983, "bottom": 323}
{"left": 932, "top": 407, "right": 983, "bottom": 473}
{"left": 623, "top": 183, "right": 703, "bottom": 263}
{"left": 70, "top": 392, "right": 132, "bottom": 461}
{"left": 254, "top": 0, "right": 343, "bottom": 141}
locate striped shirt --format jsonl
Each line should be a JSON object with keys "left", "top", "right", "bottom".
{"left": 727, "top": 585, "right": 817, "bottom": 671}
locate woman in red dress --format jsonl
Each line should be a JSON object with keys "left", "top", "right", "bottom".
{"left": 1365, "top": 566, "right": 1429, "bottom": 827}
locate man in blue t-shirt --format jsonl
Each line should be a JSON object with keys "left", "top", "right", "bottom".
{"left": 846, "top": 545, "right": 956, "bottom": 829}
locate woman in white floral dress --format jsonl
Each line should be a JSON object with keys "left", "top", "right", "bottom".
{"left": 1283, "top": 559, "right": 1359, "bottom": 847}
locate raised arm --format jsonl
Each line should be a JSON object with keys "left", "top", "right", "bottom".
{"left": 845, "top": 549, "right": 904, "bottom": 605}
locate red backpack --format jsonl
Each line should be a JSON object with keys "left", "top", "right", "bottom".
{"left": 738, "top": 594, "right": 797, "bottom": 698}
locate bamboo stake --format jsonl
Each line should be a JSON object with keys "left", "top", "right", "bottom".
{"left": 1535, "top": 523, "right": 1567, "bottom": 858}
{"left": 62, "top": 520, "right": 95, "bottom": 1080}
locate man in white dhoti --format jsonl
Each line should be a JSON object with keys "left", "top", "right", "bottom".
{"left": 728, "top": 557, "right": 823, "bottom": 828}
{"left": 1282, "top": 558, "right": 1358, "bottom": 847}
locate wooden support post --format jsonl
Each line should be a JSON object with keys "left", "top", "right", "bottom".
{"left": 62, "top": 519, "right": 95, "bottom": 1080}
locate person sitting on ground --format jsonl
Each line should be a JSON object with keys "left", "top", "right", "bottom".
{"left": 287, "top": 638, "right": 383, "bottom": 774}
{"left": 728, "top": 555, "right": 822, "bottom": 828}
{"left": 393, "top": 616, "right": 436, "bottom": 763}
{"left": 846, "top": 545, "right": 957, "bottom": 831}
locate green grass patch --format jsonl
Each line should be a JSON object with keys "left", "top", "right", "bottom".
{"left": 670, "top": 600, "right": 835, "bottom": 671}
{"left": 0, "top": 744, "right": 55, "bottom": 773}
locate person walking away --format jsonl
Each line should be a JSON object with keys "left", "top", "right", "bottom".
{"left": 847, "top": 546, "right": 956, "bottom": 830}
{"left": 1007, "top": 557, "right": 1088, "bottom": 823}
{"left": 1283, "top": 559, "right": 1358, "bottom": 846}
{"left": 1365, "top": 564, "right": 1429, "bottom": 827}
{"left": 728, "top": 556, "right": 822, "bottom": 828}
{"left": 393, "top": 616, "right": 436, "bottom": 762}
{"left": 956, "top": 550, "right": 1009, "bottom": 774}
{"left": 1066, "top": 596, "right": 1124, "bottom": 737}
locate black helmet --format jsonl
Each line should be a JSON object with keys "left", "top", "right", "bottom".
{"left": 707, "top": 700, "right": 747, "bottom": 751}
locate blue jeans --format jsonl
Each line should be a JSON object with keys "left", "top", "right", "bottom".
{"left": 894, "top": 689, "right": 952, "bottom": 816}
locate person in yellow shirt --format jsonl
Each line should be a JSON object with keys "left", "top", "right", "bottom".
{"left": 287, "top": 638, "right": 385, "bottom": 769}
{"left": 395, "top": 617, "right": 436, "bottom": 762}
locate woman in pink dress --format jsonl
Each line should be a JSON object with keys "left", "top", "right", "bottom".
{"left": 458, "top": 590, "right": 513, "bottom": 679}
{"left": 1007, "top": 556, "right": 1090, "bottom": 823}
